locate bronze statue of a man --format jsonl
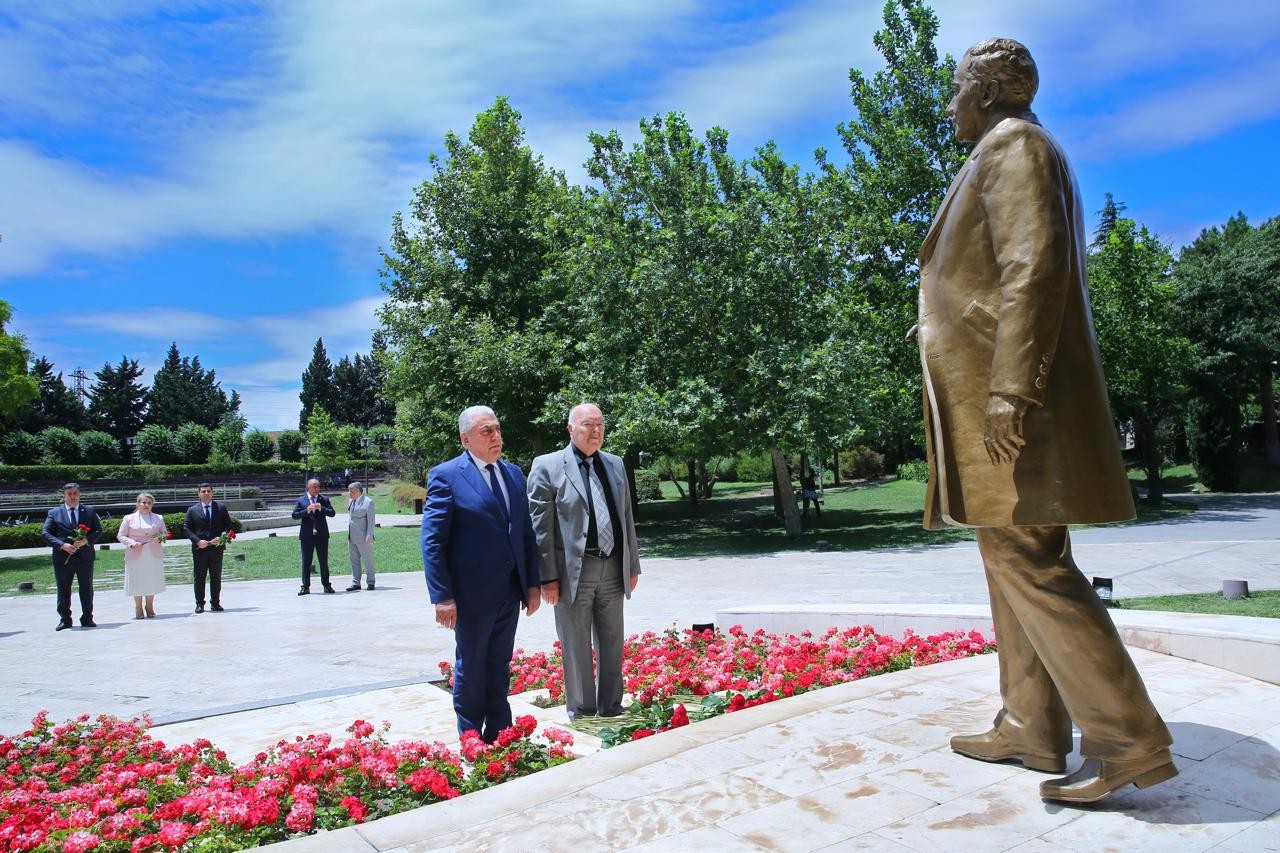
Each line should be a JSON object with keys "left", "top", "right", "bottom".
{"left": 915, "top": 37, "right": 1176, "bottom": 803}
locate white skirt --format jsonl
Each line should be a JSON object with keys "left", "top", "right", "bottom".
{"left": 124, "top": 543, "right": 166, "bottom": 596}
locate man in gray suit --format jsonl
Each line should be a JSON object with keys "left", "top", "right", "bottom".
{"left": 345, "top": 482, "right": 376, "bottom": 591}
{"left": 527, "top": 402, "right": 641, "bottom": 720}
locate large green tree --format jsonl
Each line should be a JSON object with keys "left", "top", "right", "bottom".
{"left": 0, "top": 300, "right": 39, "bottom": 425}
{"left": 148, "top": 342, "right": 236, "bottom": 429}
{"left": 87, "top": 356, "right": 148, "bottom": 443}
{"left": 1088, "top": 217, "right": 1193, "bottom": 501}
{"left": 827, "top": 0, "right": 967, "bottom": 462}
{"left": 378, "top": 97, "right": 577, "bottom": 460}
{"left": 1174, "top": 214, "right": 1280, "bottom": 484}
{"left": 21, "top": 356, "right": 88, "bottom": 433}
{"left": 299, "top": 338, "right": 335, "bottom": 430}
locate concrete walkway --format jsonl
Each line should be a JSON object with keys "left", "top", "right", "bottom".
{"left": 2, "top": 495, "right": 1278, "bottom": 850}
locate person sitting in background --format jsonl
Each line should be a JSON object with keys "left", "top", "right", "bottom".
{"left": 118, "top": 493, "right": 167, "bottom": 619}
{"left": 346, "top": 481, "right": 377, "bottom": 591}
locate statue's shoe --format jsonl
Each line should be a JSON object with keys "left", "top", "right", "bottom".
{"left": 1040, "top": 752, "right": 1177, "bottom": 803}
{"left": 950, "top": 729, "right": 1066, "bottom": 773}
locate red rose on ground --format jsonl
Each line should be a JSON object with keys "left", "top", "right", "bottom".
{"left": 630, "top": 729, "right": 655, "bottom": 741}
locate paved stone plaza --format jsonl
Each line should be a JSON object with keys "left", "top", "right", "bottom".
{"left": 1, "top": 494, "right": 1278, "bottom": 850}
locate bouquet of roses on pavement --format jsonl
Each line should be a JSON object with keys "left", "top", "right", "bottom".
{"left": 68, "top": 523, "right": 91, "bottom": 545}
{"left": 216, "top": 529, "right": 237, "bottom": 548}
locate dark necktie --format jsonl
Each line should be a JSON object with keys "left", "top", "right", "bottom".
{"left": 205, "top": 505, "right": 212, "bottom": 527}
{"left": 69, "top": 507, "right": 77, "bottom": 528}
{"left": 485, "top": 463, "right": 509, "bottom": 521}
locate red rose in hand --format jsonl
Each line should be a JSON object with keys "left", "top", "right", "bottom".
{"left": 78, "top": 524, "right": 90, "bottom": 533}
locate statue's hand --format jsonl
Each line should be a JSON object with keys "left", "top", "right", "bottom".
{"left": 984, "top": 394, "right": 1028, "bottom": 465}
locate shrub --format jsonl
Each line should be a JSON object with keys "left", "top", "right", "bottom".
{"left": 39, "top": 426, "right": 82, "bottom": 464}
{"left": 277, "top": 429, "right": 304, "bottom": 462}
{"left": 337, "top": 424, "right": 365, "bottom": 457}
{"left": 842, "top": 446, "right": 885, "bottom": 480}
{"left": 634, "top": 468, "right": 663, "bottom": 501}
{"left": 0, "top": 430, "right": 41, "bottom": 465}
{"left": 0, "top": 511, "right": 244, "bottom": 549}
{"left": 137, "top": 424, "right": 181, "bottom": 464}
{"left": 244, "top": 428, "right": 276, "bottom": 462}
{"left": 732, "top": 451, "right": 774, "bottom": 482}
{"left": 212, "top": 415, "right": 246, "bottom": 462}
{"left": 175, "top": 423, "right": 213, "bottom": 464}
{"left": 0, "top": 461, "right": 304, "bottom": 483}
{"left": 896, "top": 460, "right": 930, "bottom": 482}
{"left": 78, "top": 431, "right": 123, "bottom": 464}
{"left": 392, "top": 482, "right": 426, "bottom": 508}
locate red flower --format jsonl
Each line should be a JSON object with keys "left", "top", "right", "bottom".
{"left": 630, "top": 729, "right": 655, "bottom": 741}
{"left": 78, "top": 524, "right": 91, "bottom": 533}
{"left": 668, "top": 705, "right": 689, "bottom": 728}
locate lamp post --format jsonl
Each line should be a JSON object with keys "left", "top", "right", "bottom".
{"left": 360, "top": 436, "right": 373, "bottom": 487}
{"left": 300, "top": 443, "right": 312, "bottom": 486}
{"left": 126, "top": 435, "right": 138, "bottom": 479}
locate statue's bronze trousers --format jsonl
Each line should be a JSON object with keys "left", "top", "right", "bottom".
{"left": 976, "top": 525, "right": 1172, "bottom": 761}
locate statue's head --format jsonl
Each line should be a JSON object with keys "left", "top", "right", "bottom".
{"left": 949, "top": 38, "right": 1038, "bottom": 142}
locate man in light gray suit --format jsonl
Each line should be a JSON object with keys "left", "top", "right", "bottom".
{"left": 345, "top": 482, "right": 377, "bottom": 591}
{"left": 527, "top": 402, "right": 641, "bottom": 720}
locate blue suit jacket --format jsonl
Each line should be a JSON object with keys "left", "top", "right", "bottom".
{"left": 291, "top": 494, "right": 336, "bottom": 540}
{"left": 42, "top": 504, "right": 102, "bottom": 568}
{"left": 421, "top": 452, "right": 539, "bottom": 614}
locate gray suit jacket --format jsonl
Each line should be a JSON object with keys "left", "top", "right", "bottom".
{"left": 348, "top": 494, "right": 376, "bottom": 543}
{"left": 527, "top": 444, "right": 641, "bottom": 605}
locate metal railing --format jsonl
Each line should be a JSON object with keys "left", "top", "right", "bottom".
{"left": 0, "top": 484, "right": 251, "bottom": 510}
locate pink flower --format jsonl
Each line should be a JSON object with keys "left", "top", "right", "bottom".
{"left": 62, "top": 831, "right": 101, "bottom": 853}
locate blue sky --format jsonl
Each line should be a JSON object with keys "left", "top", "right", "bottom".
{"left": 3, "top": 0, "right": 1279, "bottom": 430}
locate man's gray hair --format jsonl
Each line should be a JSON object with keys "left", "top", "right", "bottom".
{"left": 307, "top": 478, "right": 321, "bottom": 487}
{"left": 567, "top": 402, "right": 602, "bottom": 425}
{"left": 348, "top": 481, "right": 364, "bottom": 493}
{"left": 458, "top": 405, "right": 496, "bottom": 434}
{"left": 965, "top": 37, "right": 1038, "bottom": 110}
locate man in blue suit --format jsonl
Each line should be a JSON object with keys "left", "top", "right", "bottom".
{"left": 41, "top": 483, "right": 102, "bottom": 631}
{"left": 422, "top": 405, "right": 541, "bottom": 742}
{"left": 292, "top": 478, "right": 337, "bottom": 595}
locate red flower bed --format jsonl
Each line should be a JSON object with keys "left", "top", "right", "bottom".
{"left": 0, "top": 713, "right": 573, "bottom": 851}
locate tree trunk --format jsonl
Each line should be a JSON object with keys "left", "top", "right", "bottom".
{"left": 771, "top": 456, "right": 783, "bottom": 519}
{"left": 664, "top": 461, "right": 686, "bottom": 499}
{"left": 624, "top": 447, "right": 640, "bottom": 509}
{"left": 831, "top": 449, "right": 842, "bottom": 487}
{"left": 1136, "top": 414, "right": 1163, "bottom": 503}
{"left": 770, "top": 446, "right": 803, "bottom": 537}
{"left": 697, "top": 459, "right": 709, "bottom": 500}
{"left": 1262, "top": 369, "right": 1280, "bottom": 466}
{"left": 687, "top": 458, "right": 698, "bottom": 506}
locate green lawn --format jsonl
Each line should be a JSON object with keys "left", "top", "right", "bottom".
{"left": 325, "top": 480, "right": 417, "bottom": 515}
{"left": 1116, "top": 589, "right": 1280, "bottom": 618}
{"left": 0, "top": 477, "right": 1196, "bottom": 594}
{"left": 1128, "top": 457, "right": 1280, "bottom": 494}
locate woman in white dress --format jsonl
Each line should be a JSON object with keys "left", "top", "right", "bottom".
{"left": 118, "top": 493, "right": 168, "bottom": 619}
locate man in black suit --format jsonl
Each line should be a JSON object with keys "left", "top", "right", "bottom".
{"left": 42, "top": 482, "right": 102, "bottom": 631}
{"left": 184, "top": 483, "right": 233, "bottom": 613}
{"left": 292, "top": 478, "right": 336, "bottom": 595}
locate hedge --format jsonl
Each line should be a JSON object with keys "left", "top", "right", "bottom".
{"left": 0, "top": 512, "right": 245, "bottom": 550}
{"left": 0, "top": 462, "right": 304, "bottom": 483}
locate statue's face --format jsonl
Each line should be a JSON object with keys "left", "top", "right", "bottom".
{"left": 947, "top": 55, "right": 987, "bottom": 143}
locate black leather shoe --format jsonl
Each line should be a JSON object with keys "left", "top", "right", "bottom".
{"left": 346, "top": 584, "right": 361, "bottom": 592}
{"left": 195, "top": 605, "right": 205, "bottom": 613}
{"left": 80, "top": 618, "right": 97, "bottom": 628}
{"left": 56, "top": 620, "right": 73, "bottom": 631}
{"left": 323, "top": 585, "right": 336, "bottom": 594}
{"left": 366, "top": 583, "right": 375, "bottom": 590}
{"left": 210, "top": 604, "right": 225, "bottom": 612}
{"left": 298, "top": 588, "right": 310, "bottom": 596}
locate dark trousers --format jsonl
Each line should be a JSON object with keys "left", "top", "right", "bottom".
{"left": 452, "top": 591, "right": 520, "bottom": 742}
{"left": 300, "top": 535, "right": 330, "bottom": 588}
{"left": 54, "top": 557, "right": 94, "bottom": 621}
{"left": 192, "top": 547, "right": 224, "bottom": 606}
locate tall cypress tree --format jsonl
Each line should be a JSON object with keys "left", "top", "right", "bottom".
{"left": 299, "top": 338, "right": 335, "bottom": 429}
{"left": 87, "top": 356, "right": 149, "bottom": 441}
{"left": 148, "top": 342, "right": 234, "bottom": 429}
{"left": 22, "top": 356, "right": 89, "bottom": 432}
